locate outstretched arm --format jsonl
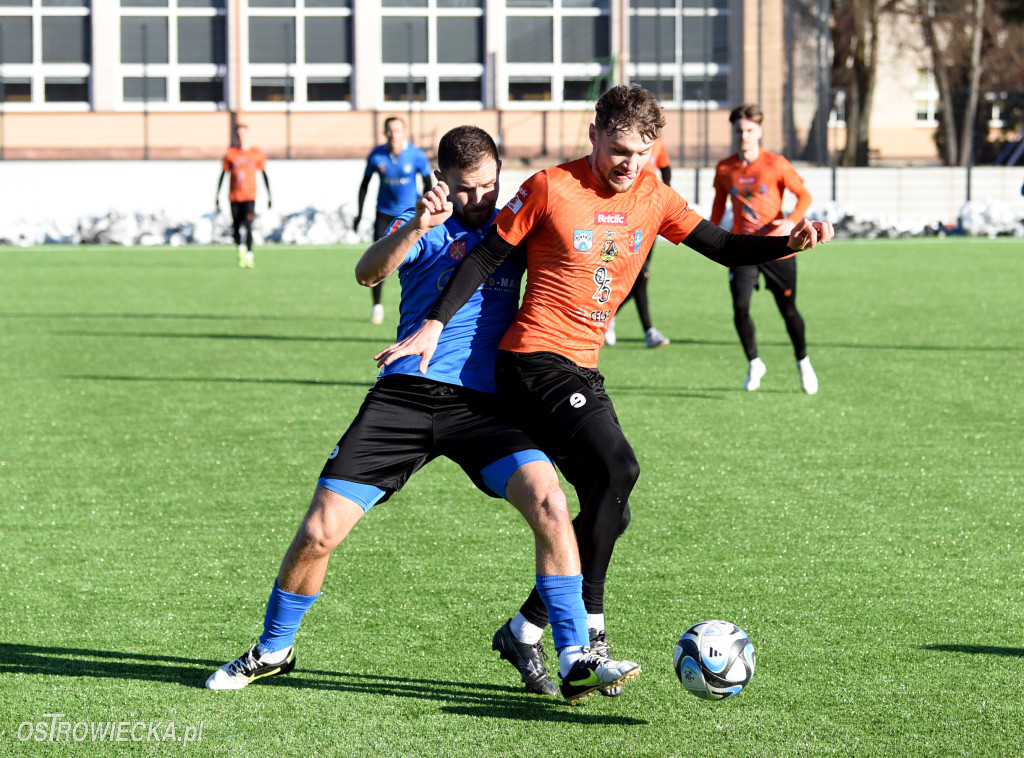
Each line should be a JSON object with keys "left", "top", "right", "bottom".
{"left": 683, "top": 217, "right": 833, "bottom": 266}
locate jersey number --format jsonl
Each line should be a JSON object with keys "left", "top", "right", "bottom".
{"left": 593, "top": 266, "right": 612, "bottom": 304}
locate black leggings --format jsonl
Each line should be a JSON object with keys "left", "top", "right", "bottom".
{"left": 730, "top": 263, "right": 806, "bottom": 361}
{"left": 230, "top": 201, "right": 255, "bottom": 251}
{"left": 496, "top": 352, "right": 640, "bottom": 626}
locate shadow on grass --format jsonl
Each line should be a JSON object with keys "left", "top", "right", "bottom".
{"left": 0, "top": 644, "right": 647, "bottom": 725}
{"left": 65, "top": 375, "right": 372, "bottom": 388}
{"left": 51, "top": 329, "right": 388, "bottom": 345}
{"left": 922, "top": 644, "right": 1024, "bottom": 657}
{"left": 604, "top": 335, "right": 1022, "bottom": 353}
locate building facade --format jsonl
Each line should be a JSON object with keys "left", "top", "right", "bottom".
{"left": 0, "top": 0, "right": 949, "bottom": 164}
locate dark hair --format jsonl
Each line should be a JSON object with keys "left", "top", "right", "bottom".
{"left": 437, "top": 125, "right": 499, "bottom": 176}
{"left": 729, "top": 104, "right": 764, "bottom": 125}
{"left": 594, "top": 85, "right": 665, "bottom": 141}
{"left": 383, "top": 116, "right": 405, "bottom": 132}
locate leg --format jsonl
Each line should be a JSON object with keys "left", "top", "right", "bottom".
{"left": 763, "top": 258, "right": 817, "bottom": 393}
{"left": 370, "top": 213, "right": 395, "bottom": 323}
{"left": 205, "top": 485, "right": 368, "bottom": 690}
{"left": 276, "top": 485, "right": 366, "bottom": 596}
{"left": 504, "top": 460, "right": 579, "bottom": 577}
{"left": 729, "top": 266, "right": 759, "bottom": 361}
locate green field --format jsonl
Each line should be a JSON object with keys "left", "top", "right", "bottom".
{"left": 1, "top": 239, "right": 1021, "bottom": 757}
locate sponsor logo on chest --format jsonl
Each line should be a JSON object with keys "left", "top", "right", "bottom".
{"left": 594, "top": 211, "right": 628, "bottom": 226}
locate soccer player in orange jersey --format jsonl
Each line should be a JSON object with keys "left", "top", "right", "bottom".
{"left": 605, "top": 135, "right": 672, "bottom": 349}
{"left": 216, "top": 123, "right": 272, "bottom": 269}
{"left": 711, "top": 104, "right": 817, "bottom": 393}
{"left": 376, "top": 86, "right": 832, "bottom": 694}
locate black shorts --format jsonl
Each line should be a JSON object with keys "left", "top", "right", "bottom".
{"left": 319, "top": 374, "right": 546, "bottom": 503}
{"left": 730, "top": 257, "right": 797, "bottom": 297}
{"left": 230, "top": 201, "right": 256, "bottom": 225}
{"left": 495, "top": 350, "right": 622, "bottom": 461}
{"left": 374, "top": 211, "right": 399, "bottom": 241}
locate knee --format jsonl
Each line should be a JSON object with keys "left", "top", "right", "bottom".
{"left": 529, "top": 485, "right": 572, "bottom": 536}
{"left": 617, "top": 503, "right": 632, "bottom": 537}
{"left": 604, "top": 444, "right": 640, "bottom": 497}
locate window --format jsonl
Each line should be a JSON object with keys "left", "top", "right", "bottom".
{"left": 628, "top": 0, "right": 731, "bottom": 108}
{"left": 244, "top": 1, "right": 353, "bottom": 108}
{"left": 380, "top": 0, "right": 484, "bottom": 106}
{"left": 503, "top": 0, "right": 612, "bottom": 108}
{"left": 117, "top": 3, "right": 227, "bottom": 109}
{"left": 915, "top": 68, "right": 939, "bottom": 125}
{"left": 1, "top": 3, "right": 90, "bottom": 109}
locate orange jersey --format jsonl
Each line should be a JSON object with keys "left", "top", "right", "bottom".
{"left": 495, "top": 157, "right": 703, "bottom": 368}
{"left": 710, "top": 150, "right": 811, "bottom": 235}
{"left": 643, "top": 138, "right": 670, "bottom": 175}
{"left": 222, "top": 146, "right": 267, "bottom": 203}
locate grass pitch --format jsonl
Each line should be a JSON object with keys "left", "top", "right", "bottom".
{"left": 1, "top": 238, "right": 1021, "bottom": 757}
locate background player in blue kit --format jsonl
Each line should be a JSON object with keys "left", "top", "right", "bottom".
{"left": 353, "top": 117, "right": 433, "bottom": 324}
{"left": 206, "top": 126, "right": 640, "bottom": 703}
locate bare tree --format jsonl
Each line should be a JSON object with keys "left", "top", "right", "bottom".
{"left": 831, "top": 0, "right": 891, "bottom": 166}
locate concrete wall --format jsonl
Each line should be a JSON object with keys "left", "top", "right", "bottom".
{"left": 1, "top": 160, "right": 1021, "bottom": 231}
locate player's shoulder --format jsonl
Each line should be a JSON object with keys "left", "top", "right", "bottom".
{"left": 715, "top": 153, "right": 739, "bottom": 171}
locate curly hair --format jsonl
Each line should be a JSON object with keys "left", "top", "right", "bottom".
{"left": 729, "top": 104, "right": 764, "bottom": 125}
{"left": 594, "top": 85, "right": 665, "bottom": 141}
{"left": 437, "top": 125, "right": 499, "bottom": 176}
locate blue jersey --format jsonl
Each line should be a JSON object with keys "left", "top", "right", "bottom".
{"left": 364, "top": 143, "right": 432, "bottom": 217}
{"left": 379, "top": 211, "right": 525, "bottom": 394}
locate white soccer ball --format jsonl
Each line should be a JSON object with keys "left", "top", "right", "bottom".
{"left": 673, "top": 620, "right": 755, "bottom": 700}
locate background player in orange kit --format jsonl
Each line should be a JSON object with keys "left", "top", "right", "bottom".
{"left": 375, "top": 86, "right": 833, "bottom": 694}
{"left": 216, "top": 123, "right": 272, "bottom": 269}
{"left": 605, "top": 135, "right": 672, "bottom": 349}
{"left": 711, "top": 104, "right": 817, "bottom": 393}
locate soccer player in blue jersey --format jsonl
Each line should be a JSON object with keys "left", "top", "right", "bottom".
{"left": 206, "top": 126, "right": 640, "bottom": 703}
{"left": 354, "top": 117, "right": 433, "bottom": 325}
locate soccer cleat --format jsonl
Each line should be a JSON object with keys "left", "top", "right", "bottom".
{"left": 491, "top": 620, "right": 559, "bottom": 697}
{"left": 205, "top": 643, "right": 295, "bottom": 690}
{"left": 237, "top": 248, "right": 247, "bottom": 268}
{"left": 797, "top": 356, "right": 819, "bottom": 395}
{"left": 588, "top": 628, "right": 622, "bottom": 697}
{"left": 604, "top": 317, "right": 616, "bottom": 346}
{"left": 645, "top": 327, "right": 670, "bottom": 349}
{"left": 371, "top": 304, "right": 385, "bottom": 325}
{"left": 744, "top": 357, "right": 767, "bottom": 391}
{"left": 559, "top": 649, "right": 641, "bottom": 705}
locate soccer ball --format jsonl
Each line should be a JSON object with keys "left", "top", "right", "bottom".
{"left": 674, "top": 620, "right": 755, "bottom": 700}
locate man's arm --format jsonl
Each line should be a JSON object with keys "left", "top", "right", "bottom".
{"left": 355, "top": 180, "right": 452, "bottom": 287}
{"left": 261, "top": 171, "right": 272, "bottom": 209}
{"left": 660, "top": 165, "right": 672, "bottom": 186}
{"left": 215, "top": 170, "right": 227, "bottom": 209}
{"left": 709, "top": 185, "right": 728, "bottom": 227}
{"left": 785, "top": 176, "right": 812, "bottom": 223}
{"left": 353, "top": 173, "right": 374, "bottom": 230}
{"left": 683, "top": 218, "right": 833, "bottom": 266}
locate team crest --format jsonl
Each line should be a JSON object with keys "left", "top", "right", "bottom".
{"left": 631, "top": 230, "right": 643, "bottom": 252}
{"left": 574, "top": 230, "right": 593, "bottom": 251}
{"left": 600, "top": 239, "right": 618, "bottom": 262}
{"left": 449, "top": 240, "right": 466, "bottom": 260}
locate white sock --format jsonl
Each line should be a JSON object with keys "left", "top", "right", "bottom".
{"left": 558, "top": 645, "right": 585, "bottom": 678}
{"left": 256, "top": 645, "right": 291, "bottom": 665}
{"left": 238, "top": 244, "right": 245, "bottom": 254}
{"left": 587, "top": 613, "right": 605, "bottom": 633}
{"left": 510, "top": 612, "right": 544, "bottom": 645}
{"left": 246, "top": 251, "right": 254, "bottom": 262}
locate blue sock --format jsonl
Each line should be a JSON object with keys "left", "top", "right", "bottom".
{"left": 536, "top": 574, "right": 588, "bottom": 652}
{"left": 258, "top": 581, "right": 320, "bottom": 653}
